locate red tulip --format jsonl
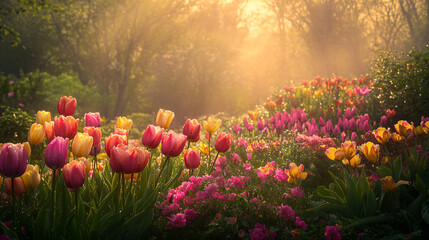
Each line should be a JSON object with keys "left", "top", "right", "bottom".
{"left": 44, "top": 121, "right": 55, "bottom": 143}
{"left": 62, "top": 160, "right": 85, "bottom": 191}
{"left": 161, "top": 131, "right": 187, "bottom": 157}
{"left": 84, "top": 112, "right": 101, "bottom": 127}
{"left": 141, "top": 125, "right": 164, "bottom": 149}
{"left": 58, "top": 96, "right": 76, "bottom": 116}
{"left": 183, "top": 150, "right": 201, "bottom": 169}
{"left": 83, "top": 127, "right": 101, "bottom": 147}
{"left": 104, "top": 134, "right": 127, "bottom": 157}
{"left": 110, "top": 145, "right": 150, "bottom": 174}
{"left": 54, "top": 115, "right": 70, "bottom": 139}
{"left": 0, "top": 143, "right": 28, "bottom": 178}
{"left": 183, "top": 119, "right": 201, "bottom": 142}
{"left": 66, "top": 116, "right": 79, "bottom": 139}
{"left": 215, "top": 133, "right": 232, "bottom": 153}
{"left": 45, "top": 137, "right": 69, "bottom": 170}
{"left": 386, "top": 109, "right": 396, "bottom": 119}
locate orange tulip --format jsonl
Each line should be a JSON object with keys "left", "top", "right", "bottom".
{"left": 341, "top": 141, "right": 356, "bottom": 159}
{"left": 72, "top": 133, "right": 93, "bottom": 158}
{"left": 285, "top": 163, "right": 307, "bottom": 184}
{"left": 156, "top": 109, "right": 175, "bottom": 129}
{"left": 391, "top": 133, "right": 404, "bottom": 142}
{"left": 22, "top": 142, "right": 31, "bottom": 159}
{"left": 373, "top": 127, "right": 391, "bottom": 144}
{"left": 359, "top": 142, "right": 380, "bottom": 164}
{"left": 44, "top": 121, "right": 55, "bottom": 143}
{"left": 381, "top": 176, "right": 408, "bottom": 193}
{"left": 325, "top": 147, "right": 345, "bottom": 161}
{"left": 28, "top": 123, "right": 45, "bottom": 145}
{"left": 5, "top": 177, "right": 26, "bottom": 196}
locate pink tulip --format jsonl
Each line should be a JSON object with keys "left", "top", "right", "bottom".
{"left": 84, "top": 112, "right": 101, "bottom": 127}
{"left": 63, "top": 160, "right": 85, "bottom": 191}
{"left": 57, "top": 96, "right": 76, "bottom": 116}
{"left": 104, "top": 134, "right": 127, "bottom": 157}
{"left": 83, "top": 127, "right": 101, "bottom": 147}
{"left": 110, "top": 145, "right": 150, "bottom": 174}
{"left": 215, "top": 133, "right": 232, "bottom": 153}
{"left": 182, "top": 119, "right": 201, "bottom": 142}
{"left": 45, "top": 137, "right": 69, "bottom": 170}
{"left": 0, "top": 143, "right": 28, "bottom": 178}
{"left": 184, "top": 150, "right": 201, "bottom": 169}
{"left": 161, "top": 131, "right": 187, "bottom": 157}
{"left": 141, "top": 125, "right": 164, "bottom": 148}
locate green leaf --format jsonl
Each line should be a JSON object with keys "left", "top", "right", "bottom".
{"left": 415, "top": 174, "right": 426, "bottom": 192}
{"left": 0, "top": 221, "right": 18, "bottom": 239}
{"left": 365, "top": 190, "right": 377, "bottom": 217}
{"left": 392, "top": 156, "right": 402, "bottom": 182}
{"left": 422, "top": 200, "right": 429, "bottom": 224}
{"left": 346, "top": 214, "right": 394, "bottom": 229}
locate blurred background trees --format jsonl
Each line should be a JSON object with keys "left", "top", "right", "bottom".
{"left": 0, "top": 0, "right": 428, "bottom": 126}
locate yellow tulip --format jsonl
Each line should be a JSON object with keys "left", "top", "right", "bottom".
{"left": 414, "top": 126, "right": 424, "bottom": 136}
{"left": 391, "top": 133, "right": 404, "bottom": 142}
{"left": 382, "top": 176, "right": 409, "bottom": 193}
{"left": 373, "top": 127, "right": 391, "bottom": 144}
{"left": 286, "top": 163, "right": 307, "bottom": 184}
{"left": 422, "top": 121, "right": 429, "bottom": 134}
{"left": 77, "top": 157, "right": 91, "bottom": 174}
{"left": 359, "top": 142, "right": 380, "bottom": 164}
{"left": 349, "top": 155, "right": 363, "bottom": 168}
{"left": 116, "top": 116, "right": 133, "bottom": 130}
{"left": 341, "top": 141, "right": 356, "bottom": 159}
{"left": 394, "top": 120, "right": 413, "bottom": 137}
{"left": 156, "top": 109, "right": 175, "bottom": 129}
{"left": 28, "top": 123, "right": 45, "bottom": 145}
{"left": 325, "top": 147, "right": 345, "bottom": 161}
{"left": 23, "top": 142, "right": 31, "bottom": 159}
{"left": 36, "top": 110, "right": 51, "bottom": 126}
{"left": 203, "top": 116, "right": 222, "bottom": 135}
{"left": 72, "top": 132, "right": 93, "bottom": 158}
{"left": 21, "top": 164, "right": 40, "bottom": 190}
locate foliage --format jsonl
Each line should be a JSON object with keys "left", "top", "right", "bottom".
{"left": 0, "top": 105, "right": 32, "bottom": 143}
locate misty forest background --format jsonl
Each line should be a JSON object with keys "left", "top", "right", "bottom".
{"left": 1, "top": 0, "right": 428, "bottom": 129}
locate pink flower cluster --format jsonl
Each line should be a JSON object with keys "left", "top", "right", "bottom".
{"left": 295, "top": 134, "right": 335, "bottom": 151}
{"left": 249, "top": 223, "right": 277, "bottom": 240}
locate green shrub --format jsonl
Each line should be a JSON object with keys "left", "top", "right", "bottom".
{"left": 0, "top": 105, "right": 33, "bottom": 143}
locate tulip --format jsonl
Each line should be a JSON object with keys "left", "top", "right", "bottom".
{"left": 184, "top": 150, "right": 201, "bottom": 169}
{"left": 22, "top": 142, "right": 31, "bottom": 159}
{"left": 385, "top": 109, "right": 396, "bottom": 119}
{"left": 183, "top": 119, "right": 201, "bottom": 142}
{"left": 113, "top": 128, "right": 129, "bottom": 142}
{"left": 83, "top": 127, "right": 101, "bottom": 147}
{"left": 66, "top": 116, "right": 79, "bottom": 139}
{"left": 84, "top": 112, "right": 101, "bottom": 127}
{"left": 203, "top": 116, "right": 222, "bottom": 135}
{"left": 325, "top": 147, "right": 345, "bottom": 161}
{"left": 77, "top": 157, "right": 91, "bottom": 174}
{"left": 28, "top": 123, "right": 45, "bottom": 145}
{"left": 422, "top": 121, "right": 429, "bottom": 134}
{"left": 0, "top": 143, "right": 28, "bottom": 178}
{"left": 373, "top": 127, "right": 391, "bottom": 144}
{"left": 349, "top": 155, "right": 363, "bottom": 168}
{"left": 161, "top": 131, "right": 187, "bottom": 157}
{"left": 215, "top": 133, "right": 232, "bottom": 153}
{"left": 141, "top": 125, "right": 164, "bottom": 149}
{"left": 44, "top": 121, "right": 55, "bottom": 143}
{"left": 36, "top": 110, "right": 51, "bottom": 126}
{"left": 5, "top": 178, "right": 26, "bottom": 196}
{"left": 116, "top": 116, "right": 133, "bottom": 130}
{"left": 381, "top": 176, "right": 409, "bottom": 193}
{"left": 62, "top": 160, "right": 85, "bottom": 191}
{"left": 156, "top": 109, "right": 175, "bottom": 129}
{"left": 359, "top": 142, "right": 380, "bottom": 164}
{"left": 391, "top": 133, "right": 404, "bottom": 142}
{"left": 341, "top": 141, "right": 356, "bottom": 159}
{"left": 21, "top": 164, "right": 40, "bottom": 190}
{"left": 110, "top": 145, "right": 150, "bottom": 174}
{"left": 104, "top": 134, "right": 127, "bottom": 157}
{"left": 90, "top": 143, "right": 101, "bottom": 156}
{"left": 72, "top": 133, "right": 93, "bottom": 158}
{"left": 45, "top": 137, "right": 69, "bottom": 170}
{"left": 57, "top": 96, "right": 76, "bottom": 116}
{"left": 285, "top": 163, "right": 307, "bottom": 184}
{"left": 54, "top": 115, "right": 70, "bottom": 139}
{"left": 394, "top": 120, "right": 413, "bottom": 137}
{"left": 414, "top": 126, "right": 424, "bottom": 136}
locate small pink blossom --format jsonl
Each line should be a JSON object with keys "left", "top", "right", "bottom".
{"left": 295, "top": 217, "right": 307, "bottom": 229}
{"left": 184, "top": 208, "right": 199, "bottom": 223}
{"left": 291, "top": 187, "right": 303, "bottom": 198}
{"left": 278, "top": 204, "right": 295, "bottom": 221}
{"left": 324, "top": 226, "right": 341, "bottom": 240}
{"left": 7, "top": 92, "right": 14, "bottom": 98}
{"left": 166, "top": 213, "right": 186, "bottom": 229}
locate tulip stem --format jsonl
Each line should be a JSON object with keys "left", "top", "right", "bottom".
{"left": 155, "top": 157, "right": 170, "bottom": 187}
{"left": 11, "top": 177, "right": 15, "bottom": 223}
{"left": 129, "top": 173, "right": 134, "bottom": 194}
{"left": 122, "top": 173, "right": 125, "bottom": 209}
{"left": 187, "top": 141, "right": 190, "bottom": 150}
{"left": 75, "top": 189, "right": 79, "bottom": 213}
{"left": 52, "top": 169, "right": 56, "bottom": 236}
{"left": 210, "top": 152, "right": 220, "bottom": 175}
{"left": 207, "top": 135, "right": 211, "bottom": 171}
{"left": 93, "top": 147, "right": 98, "bottom": 176}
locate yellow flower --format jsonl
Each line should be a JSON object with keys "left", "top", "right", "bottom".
{"left": 203, "top": 116, "right": 222, "bottom": 135}
{"left": 373, "top": 127, "right": 391, "bottom": 144}
{"left": 77, "top": 157, "right": 91, "bottom": 174}
{"left": 381, "top": 156, "right": 389, "bottom": 164}
{"left": 116, "top": 116, "right": 133, "bottom": 130}
{"left": 258, "top": 162, "right": 275, "bottom": 175}
{"left": 285, "top": 163, "right": 307, "bottom": 184}
{"left": 381, "top": 176, "right": 409, "bottom": 193}
{"left": 156, "top": 109, "right": 175, "bottom": 129}
{"left": 394, "top": 120, "right": 413, "bottom": 137}
{"left": 341, "top": 141, "right": 357, "bottom": 159}
{"left": 391, "top": 133, "right": 404, "bottom": 142}
{"left": 28, "top": 123, "right": 45, "bottom": 145}
{"left": 349, "top": 155, "right": 364, "bottom": 168}
{"left": 36, "top": 110, "right": 51, "bottom": 127}
{"left": 325, "top": 147, "right": 345, "bottom": 161}
{"left": 359, "top": 142, "right": 380, "bottom": 164}
{"left": 414, "top": 126, "right": 424, "bottom": 136}
{"left": 248, "top": 110, "right": 259, "bottom": 120}
{"left": 21, "top": 164, "right": 40, "bottom": 190}
{"left": 302, "top": 88, "right": 310, "bottom": 97}
{"left": 314, "top": 89, "right": 323, "bottom": 97}
{"left": 72, "top": 132, "right": 93, "bottom": 158}
{"left": 22, "top": 142, "right": 31, "bottom": 159}
{"left": 422, "top": 121, "right": 429, "bottom": 134}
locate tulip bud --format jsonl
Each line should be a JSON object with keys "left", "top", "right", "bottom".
{"left": 44, "top": 121, "right": 55, "bottom": 143}
{"left": 341, "top": 141, "right": 356, "bottom": 159}
{"left": 83, "top": 127, "right": 101, "bottom": 147}
{"left": 110, "top": 145, "right": 150, "bottom": 174}
{"left": 203, "top": 116, "right": 222, "bottom": 135}
{"left": 36, "top": 110, "right": 51, "bottom": 126}
{"left": 215, "top": 133, "right": 232, "bottom": 153}
{"left": 0, "top": 143, "right": 28, "bottom": 178}
{"left": 72, "top": 133, "right": 93, "bottom": 158}
{"left": 156, "top": 109, "right": 175, "bottom": 129}
{"left": 183, "top": 150, "right": 201, "bottom": 169}
{"left": 359, "top": 142, "right": 380, "bottom": 164}
{"left": 183, "top": 119, "right": 201, "bottom": 142}
{"left": 104, "top": 134, "right": 127, "bottom": 157}
{"left": 58, "top": 96, "right": 76, "bottom": 116}
{"left": 45, "top": 137, "right": 69, "bottom": 170}
{"left": 373, "top": 127, "right": 391, "bottom": 144}
{"left": 116, "top": 116, "right": 133, "bottom": 130}
{"left": 142, "top": 125, "right": 164, "bottom": 149}
{"left": 5, "top": 177, "right": 26, "bottom": 196}
{"left": 385, "top": 109, "right": 396, "bottom": 119}
{"left": 21, "top": 164, "right": 40, "bottom": 190}
{"left": 394, "top": 120, "right": 413, "bottom": 137}
{"left": 414, "top": 126, "right": 424, "bottom": 136}
{"left": 84, "top": 112, "right": 101, "bottom": 127}
{"left": 161, "top": 131, "right": 187, "bottom": 157}
{"left": 28, "top": 123, "right": 45, "bottom": 145}
{"left": 391, "top": 133, "right": 404, "bottom": 142}
{"left": 62, "top": 160, "right": 85, "bottom": 191}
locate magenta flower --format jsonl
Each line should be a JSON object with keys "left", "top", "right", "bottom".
{"left": 9, "top": 81, "right": 14, "bottom": 85}
{"left": 278, "top": 204, "right": 295, "bottom": 221}
{"left": 7, "top": 92, "right": 14, "bottom": 98}
{"left": 166, "top": 213, "right": 186, "bottom": 229}
{"left": 295, "top": 217, "right": 307, "bottom": 229}
{"left": 355, "top": 86, "right": 372, "bottom": 99}
{"left": 325, "top": 226, "right": 341, "bottom": 240}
